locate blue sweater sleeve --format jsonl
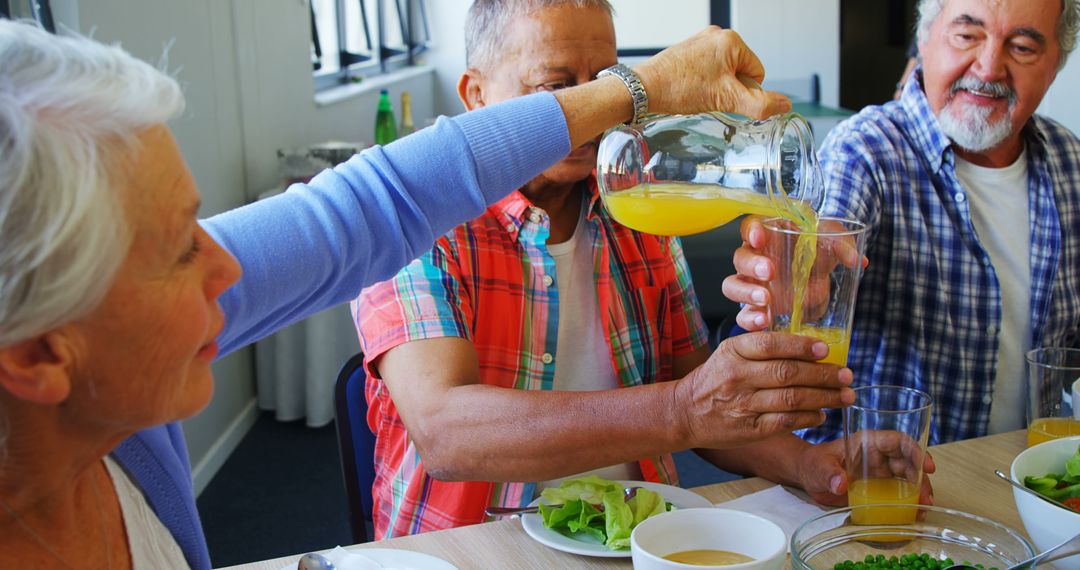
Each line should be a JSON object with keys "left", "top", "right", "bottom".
{"left": 205, "top": 92, "right": 570, "bottom": 356}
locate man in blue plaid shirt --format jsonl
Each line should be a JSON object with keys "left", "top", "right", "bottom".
{"left": 725, "top": 0, "right": 1080, "bottom": 444}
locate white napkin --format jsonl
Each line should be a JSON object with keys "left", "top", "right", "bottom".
{"left": 282, "top": 546, "right": 402, "bottom": 570}
{"left": 715, "top": 485, "right": 827, "bottom": 549}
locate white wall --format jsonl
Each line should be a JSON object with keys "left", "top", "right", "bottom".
{"left": 230, "top": 0, "right": 435, "bottom": 194}
{"left": 611, "top": 0, "right": 709, "bottom": 49}
{"left": 731, "top": 0, "right": 841, "bottom": 108}
{"left": 1040, "top": 58, "right": 1080, "bottom": 135}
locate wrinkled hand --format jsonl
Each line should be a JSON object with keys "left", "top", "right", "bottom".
{"left": 722, "top": 215, "right": 866, "bottom": 331}
{"left": 674, "top": 332, "right": 855, "bottom": 449}
{"left": 634, "top": 27, "right": 792, "bottom": 120}
{"left": 796, "top": 432, "right": 936, "bottom": 507}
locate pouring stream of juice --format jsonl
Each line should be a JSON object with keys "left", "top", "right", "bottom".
{"left": 603, "top": 181, "right": 820, "bottom": 334}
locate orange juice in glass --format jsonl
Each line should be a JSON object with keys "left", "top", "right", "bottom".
{"left": 773, "top": 324, "right": 850, "bottom": 367}
{"left": 1025, "top": 348, "right": 1080, "bottom": 447}
{"left": 764, "top": 218, "right": 868, "bottom": 363}
{"left": 1027, "top": 417, "right": 1080, "bottom": 447}
{"left": 844, "top": 386, "right": 932, "bottom": 525}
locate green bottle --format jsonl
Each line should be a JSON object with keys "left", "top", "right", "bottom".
{"left": 375, "top": 89, "right": 397, "bottom": 145}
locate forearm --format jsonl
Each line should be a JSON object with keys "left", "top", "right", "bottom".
{"left": 553, "top": 75, "right": 633, "bottom": 150}
{"left": 415, "top": 382, "right": 689, "bottom": 482}
{"left": 695, "top": 433, "right": 812, "bottom": 487}
{"left": 208, "top": 94, "right": 570, "bottom": 356}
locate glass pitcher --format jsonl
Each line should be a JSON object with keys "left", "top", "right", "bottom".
{"left": 596, "top": 112, "right": 824, "bottom": 236}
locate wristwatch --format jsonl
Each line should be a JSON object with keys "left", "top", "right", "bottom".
{"left": 597, "top": 63, "right": 649, "bottom": 124}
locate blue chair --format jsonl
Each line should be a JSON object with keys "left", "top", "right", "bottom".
{"left": 334, "top": 352, "right": 377, "bottom": 544}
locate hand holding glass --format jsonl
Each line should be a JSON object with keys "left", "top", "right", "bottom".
{"left": 844, "top": 385, "right": 933, "bottom": 525}
{"left": 764, "top": 217, "right": 868, "bottom": 366}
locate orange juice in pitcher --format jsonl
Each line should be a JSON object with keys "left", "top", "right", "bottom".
{"left": 596, "top": 112, "right": 822, "bottom": 237}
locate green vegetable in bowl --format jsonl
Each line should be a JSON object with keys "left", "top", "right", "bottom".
{"left": 832, "top": 553, "right": 998, "bottom": 570}
{"left": 537, "top": 475, "right": 672, "bottom": 550}
{"left": 1022, "top": 443, "right": 1080, "bottom": 509}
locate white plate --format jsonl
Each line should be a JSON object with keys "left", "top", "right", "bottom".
{"left": 520, "top": 480, "right": 714, "bottom": 558}
{"left": 280, "top": 547, "right": 458, "bottom": 570}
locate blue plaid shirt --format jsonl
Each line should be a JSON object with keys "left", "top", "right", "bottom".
{"left": 802, "top": 71, "right": 1080, "bottom": 444}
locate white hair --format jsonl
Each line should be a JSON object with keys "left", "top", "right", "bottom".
{"left": 464, "top": 0, "right": 615, "bottom": 69}
{"left": 915, "top": 0, "right": 1080, "bottom": 70}
{"left": 0, "top": 20, "right": 185, "bottom": 347}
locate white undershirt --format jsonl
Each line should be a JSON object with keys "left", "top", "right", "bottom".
{"left": 954, "top": 150, "right": 1031, "bottom": 433}
{"left": 103, "top": 456, "right": 190, "bottom": 569}
{"left": 539, "top": 202, "right": 641, "bottom": 490}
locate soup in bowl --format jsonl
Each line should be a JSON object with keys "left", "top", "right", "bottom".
{"left": 630, "top": 508, "right": 786, "bottom": 570}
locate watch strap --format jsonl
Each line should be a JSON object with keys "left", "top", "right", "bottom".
{"left": 597, "top": 63, "right": 649, "bottom": 124}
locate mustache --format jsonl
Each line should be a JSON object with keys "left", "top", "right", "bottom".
{"left": 949, "top": 75, "right": 1017, "bottom": 105}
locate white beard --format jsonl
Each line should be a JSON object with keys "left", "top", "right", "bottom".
{"left": 937, "top": 97, "right": 1014, "bottom": 152}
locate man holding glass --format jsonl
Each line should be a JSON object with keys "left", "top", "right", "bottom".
{"left": 348, "top": 0, "right": 938, "bottom": 540}
{"left": 725, "top": 0, "right": 1080, "bottom": 444}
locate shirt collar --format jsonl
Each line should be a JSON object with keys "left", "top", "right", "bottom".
{"left": 899, "top": 68, "right": 954, "bottom": 173}
{"left": 901, "top": 66, "right": 1050, "bottom": 171}
{"left": 492, "top": 175, "right": 602, "bottom": 237}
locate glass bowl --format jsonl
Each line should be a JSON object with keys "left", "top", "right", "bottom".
{"left": 791, "top": 505, "right": 1035, "bottom": 570}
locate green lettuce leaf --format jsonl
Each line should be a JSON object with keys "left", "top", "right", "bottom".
{"left": 538, "top": 477, "right": 673, "bottom": 551}
{"left": 1065, "top": 444, "right": 1080, "bottom": 481}
{"left": 540, "top": 475, "right": 624, "bottom": 505}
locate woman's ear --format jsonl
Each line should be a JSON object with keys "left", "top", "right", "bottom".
{"left": 457, "top": 68, "right": 486, "bottom": 111}
{"left": 0, "top": 331, "right": 75, "bottom": 405}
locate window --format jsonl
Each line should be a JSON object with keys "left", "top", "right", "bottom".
{"left": 2, "top": 0, "right": 56, "bottom": 31}
{"left": 310, "top": 0, "right": 430, "bottom": 91}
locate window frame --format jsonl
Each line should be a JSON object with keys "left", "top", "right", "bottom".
{"left": 1, "top": 0, "right": 56, "bottom": 32}
{"left": 311, "top": 0, "right": 430, "bottom": 92}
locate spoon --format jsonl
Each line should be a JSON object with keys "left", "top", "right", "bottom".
{"left": 297, "top": 552, "right": 336, "bottom": 570}
{"left": 944, "top": 530, "right": 1080, "bottom": 569}
{"left": 993, "top": 469, "right": 1069, "bottom": 510}
{"left": 485, "top": 486, "right": 640, "bottom": 517}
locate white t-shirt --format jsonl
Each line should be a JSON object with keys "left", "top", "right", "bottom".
{"left": 954, "top": 150, "right": 1031, "bottom": 433}
{"left": 103, "top": 456, "right": 190, "bottom": 569}
{"left": 539, "top": 202, "right": 641, "bottom": 490}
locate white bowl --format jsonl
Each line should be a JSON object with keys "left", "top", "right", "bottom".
{"left": 1010, "top": 435, "right": 1080, "bottom": 561}
{"left": 630, "top": 508, "right": 786, "bottom": 570}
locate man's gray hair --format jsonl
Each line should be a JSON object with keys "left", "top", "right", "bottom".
{"left": 465, "top": 0, "right": 615, "bottom": 69}
{"left": 915, "top": 0, "right": 1080, "bottom": 70}
{"left": 0, "top": 20, "right": 185, "bottom": 347}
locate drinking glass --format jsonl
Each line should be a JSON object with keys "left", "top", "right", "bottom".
{"left": 843, "top": 385, "right": 933, "bottom": 525}
{"left": 1025, "top": 347, "right": 1080, "bottom": 447}
{"left": 764, "top": 217, "right": 868, "bottom": 366}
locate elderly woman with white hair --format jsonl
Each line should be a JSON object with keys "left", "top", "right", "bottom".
{"left": 0, "top": 19, "right": 794, "bottom": 569}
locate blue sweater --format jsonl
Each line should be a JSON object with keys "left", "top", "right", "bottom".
{"left": 112, "top": 93, "right": 570, "bottom": 569}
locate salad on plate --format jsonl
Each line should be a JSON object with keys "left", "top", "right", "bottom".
{"left": 537, "top": 475, "right": 673, "bottom": 550}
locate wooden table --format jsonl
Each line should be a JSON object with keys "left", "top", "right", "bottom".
{"left": 225, "top": 430, "right": 1027, "bottom": 570}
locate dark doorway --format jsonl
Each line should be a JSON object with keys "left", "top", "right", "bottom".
{"left": 840, "top": 0, "right": 918, "bottom": 111}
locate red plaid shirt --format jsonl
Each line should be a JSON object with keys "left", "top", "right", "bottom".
{"left": 352, "top": 179, "right": 708, "bottom": 538}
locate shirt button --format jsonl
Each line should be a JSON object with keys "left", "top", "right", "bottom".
{"left": 541, "top": 353, "right": 554, "bottom": 364}
{"left": 982, "top": 394, "right": 993, "bottom": 405}
{"left": 954, "top": 192, "right": 966, "bottom": 203}
{"left": 987, "top": 325, "right": 997, "bottom": 335}
{"left": 543, "top": 274, "right": 554, "bottom": 287}
{"left": 505, "top": 223, "right": 515, "bottom": 233}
